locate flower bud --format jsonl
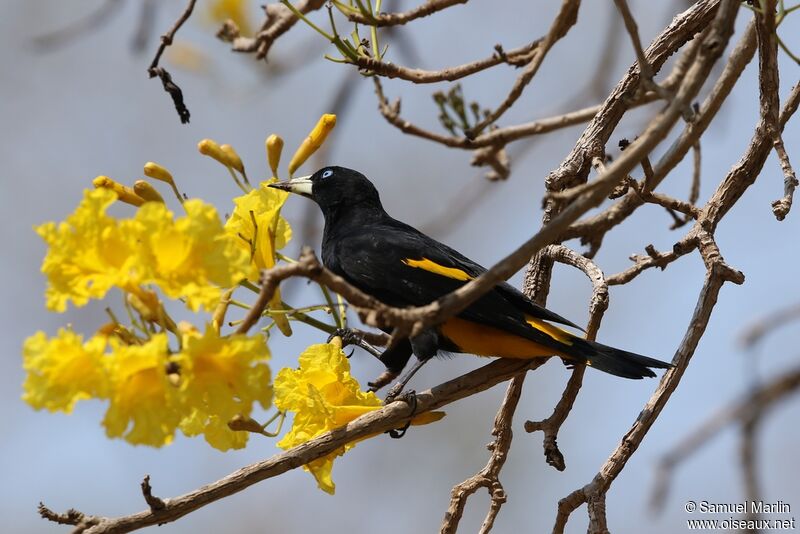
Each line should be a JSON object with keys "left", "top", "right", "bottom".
{"left": 133, "top": 180, "right": 165, "bottom": 203}
{"left": 197, "top": 139, "right": 229, "bottom": 167}
{"left": 266, "top": 134, "right": 284, "bottom": 176}
{"left": 288, "top": 114, "right": 336, "bottom": 175}
{"left": 220, "top": 144, "right": 245, "bottom": 173}
{"left": 143, "top": 162, "right": 174, "bottom": 185}
{"left": 127, "top": 289, "right": 161, "bottom": 322}
{"left": 92, "top": 176, "right": 145, "bottom": 206}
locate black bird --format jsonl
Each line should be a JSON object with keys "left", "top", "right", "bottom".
{"left": 270, "top": 167, "right": 671, "bottom": 391}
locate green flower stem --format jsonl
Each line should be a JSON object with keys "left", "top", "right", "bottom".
{"left": 281, "top": 0, "right": 335, "bottom": 40}
{"left": 336, "top": 292, "right": 347, "bottom": 328}
{"left": 260, "top": 410, "right": 286, "bottom": 438}
{"left": 105, "top": 307, "right": 122, "bottom": 326}
{"left": 168, "top": 180, "right": 185, "bottom": 207}
{"left": 784, "top": 3, "right": 800, "bottom": 15}
{"left": 368, "top": 0, "right": 382, "bottom": 60}
{"left": 331, "top": 0, "right": 359, "bottom": 16}
{"left": 240, "top": 279, "right": 261, "bottom": 294}
{"left": 276, "top": 252, "right": 297, "bottom": 263}
{"left": 228, "top": 299, "right": 251, "bottom": 309}
{"left": 319, "top": 284, "right": 343, "bottom": 328}
{"left": 263, "top": 304, "right": 333, "bottom": 315}
{"left": 283, "top": 0, "right": 360, "bottom": 62}
{"left": 778, "top": 36, "right": 800, "bottom": 64}
{"left": 286, "top": 309, "right": 337, "bottom": 334}
{"left": 227, "top": 166, "right": 250, "bottom": 194}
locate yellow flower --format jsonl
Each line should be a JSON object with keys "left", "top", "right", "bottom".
{"left": 92, "top": 176, "right": 145, "bottom": 206}
{"left": 135, "top": 200, "right": 250, "bottom": 311}
{"left": 103, "top": 334, "right": 182, "bottom": 447}
{"left": 226, "top": 182, "right": 292, "bottom": 334}
{"left": 274, "top": 342, "right": 444, "bottom": 494}
{"left": 266, "top": 134, "right": 284, "bottom": 176}
{"left": 22, "top": 329, "right": 110, "bottom": 412}
{"left": 36, "top": 188, "right": 142, "bottom": 312}
{"left": 178, "top": 328, "right": 272, "bottom": 451}
{"left": 288, "top": 114, "right": 336, "bottom": 175}
{"left": 226, "top": 181, "right": 291, "bottom": 278}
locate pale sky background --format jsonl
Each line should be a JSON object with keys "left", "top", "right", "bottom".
{"left": 1, "top": 1, "right": 799, "bottom": 533}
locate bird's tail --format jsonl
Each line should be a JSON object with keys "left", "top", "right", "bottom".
{"left": 565, "top": 338, "right": 672, "bottom": 379}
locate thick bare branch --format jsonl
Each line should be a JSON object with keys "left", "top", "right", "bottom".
{"left": 524, "top": 245, "right": 608, "bottom": 471}
{"left": 440, "top": 374, "right": 526, "bottom": 534}
{"left": 40, "top": 358, "right": 544, "bottom": 534}
{"left": 551, "top": 2, "right": 746, "bottom": 531}
{"left": 562, "top": 19, "right": 757, "bottom": 244}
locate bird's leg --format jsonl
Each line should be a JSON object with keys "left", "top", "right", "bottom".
{"left": 384, "top": 328, "right": 439, "bottom": 402}
{"left": 367, "top": 338, "right": 413, "bottom": 392}
{"left": 384, "top": 357, "right": 429, "bottom": 403}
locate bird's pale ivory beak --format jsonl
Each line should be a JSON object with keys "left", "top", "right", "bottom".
{"left": 269, "top": 176, "right": 313, "bottom": 197}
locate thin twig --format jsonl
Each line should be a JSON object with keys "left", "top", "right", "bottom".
{"left": 755, "top": 0, "right": 798, "bottom": 220}
{"left": 344, "top": 0, "right": 467, "bottom": 26}
{"left": 465, "top": 0, "right": 581, "bottom": 138}
{"left": 147, "top": 0, "right": 197, "bottom": 123}
{"left": 355, "top": 39, "right": 542, "bottom": 83}
{"left": 229, "top": 0, "right": 327, "bottom": 59}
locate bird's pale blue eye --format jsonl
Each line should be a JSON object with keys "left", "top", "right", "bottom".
{"left": 322, "top": 169, "right": 333, "bottom": 179}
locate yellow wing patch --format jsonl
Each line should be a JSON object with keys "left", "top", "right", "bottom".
{"left": 525, "top": 315, "right": 574, "bottom": 345}
{"left": 402, "top": 258, "right": 473, "bottom": 281}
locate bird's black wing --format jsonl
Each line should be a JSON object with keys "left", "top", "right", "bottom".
{"left": 327, "top": 220, "right": 583, "bottom": 333}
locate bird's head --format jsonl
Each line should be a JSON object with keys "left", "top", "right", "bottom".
{"left": 269, "top": 166, "right": 382, "bottom": 213}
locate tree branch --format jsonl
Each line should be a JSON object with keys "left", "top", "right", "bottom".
{"left": 524, "top": 245, "right": 608, "bottom": 471}
{"left": 355, "top": 39, "right": 542, "bottom": 83}
{"left": 40, "top": 358, "right": 545, "bottom": 534}
{"left": 147, "top": 0, "right": 196, "bottom": 123}
{"left": 345, "top": 0, "right": 468, "bottom": 27}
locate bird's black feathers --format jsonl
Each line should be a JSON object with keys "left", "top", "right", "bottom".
{"left": 271, "top": 166, "right": 672, "bottom": 382}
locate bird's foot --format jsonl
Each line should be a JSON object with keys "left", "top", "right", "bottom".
{"left": 327, "top": 328, "right": 363, "bottom": 347}
{"left": 385, "top": 380, "right": 417, "bottom": 404}
{"left": 329, "top": 328, "right": 384, "bottom": 358}
{"left": 385, "top": 390, "right": 417, "bottom": 439}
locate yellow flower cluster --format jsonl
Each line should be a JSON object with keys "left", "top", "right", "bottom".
{"left": 26, "top": 130, "right": 293, "bottom": 449}
{"left": 274, "top": 341, "right": 444, "bottom": 494}
{"left": 36, "top": 188, "right": 252, "bottom": 313}
{"left": 22, "top": 114, "right": 445, "bottom": 494}
{"left": 23, "top": 327, "right": 271, "bottom": 449}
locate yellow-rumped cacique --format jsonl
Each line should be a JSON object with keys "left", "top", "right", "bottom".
{"left": 270, "top": 166, "right": 671, "bottom": 390}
